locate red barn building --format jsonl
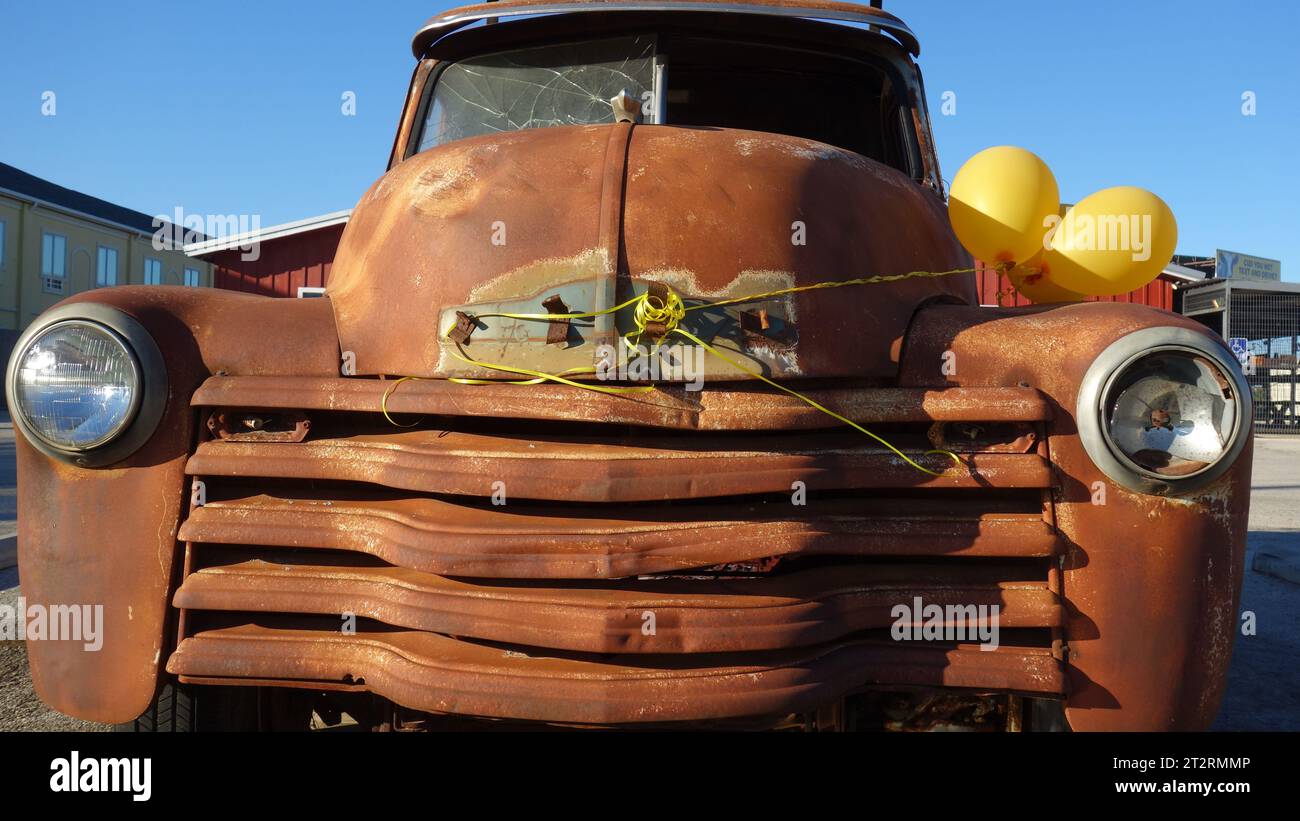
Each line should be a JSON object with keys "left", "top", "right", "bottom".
{"left": 184, "top": 210, "right": 349, "bottom": 298}
{"left": 974, "top": 262, "right": 1203, "bottom": 311}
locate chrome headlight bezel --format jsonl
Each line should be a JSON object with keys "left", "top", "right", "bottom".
{"left": 6, "top": 303, "right": 167, "bottom": 467}
{"left": 1077, "top": 327, "right": 1251, "bottom": 496}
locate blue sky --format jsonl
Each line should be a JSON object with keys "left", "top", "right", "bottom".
{"left": 1, "top": 0, "right": 1296, "bottom": 278}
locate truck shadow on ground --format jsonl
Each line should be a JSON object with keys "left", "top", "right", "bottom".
{"left": 1214, "top": 529, "right": 1300, "bottom": 731}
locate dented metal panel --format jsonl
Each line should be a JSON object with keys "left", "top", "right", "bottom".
{"left": 179, "top": 493, "right": 1058, "bottom": 578}
{"left": 185, "top": 430, "right": 1053, "bottom": 502}
{"left": 326, "top": 124, "right": 970, "bottom": 381}
{"left": 191, "top": 376, "right": 1053, "bottom": 430}
{"left": 174, "top": 560, "right": 1061, "bottom": 654}
{"left": 168, "top": 625, "right": 1065, "bottom": 724}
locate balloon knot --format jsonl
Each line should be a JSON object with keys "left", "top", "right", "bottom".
{"left": 627, "top": 285, "right": 686, "bottom": 348}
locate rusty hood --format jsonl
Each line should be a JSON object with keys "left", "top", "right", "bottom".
{"left": 327, "top": 123, "right": 974, "bottom": 381}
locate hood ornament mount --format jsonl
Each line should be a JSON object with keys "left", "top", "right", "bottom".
{"left": 610, "top": 89, "right": 640, "bottom": 124}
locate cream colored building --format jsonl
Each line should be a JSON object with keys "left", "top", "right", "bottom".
{"left": 0, "top": 162, "right": 212, "bottom": 340}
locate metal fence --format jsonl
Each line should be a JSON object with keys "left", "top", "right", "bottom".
{"left": 1181, "top": 280, "right": 1300, "bottom": 434}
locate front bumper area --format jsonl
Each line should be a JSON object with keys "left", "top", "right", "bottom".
{"left": 170, "top": 626, "right": 1064, "bottom": 725}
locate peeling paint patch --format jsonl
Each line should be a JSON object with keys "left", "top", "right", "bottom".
{"left": 1159, "top": 478, "right": 1236, "bottom": 532}
{"left": 466, "top": 248, "right": 611, "bottom": 304}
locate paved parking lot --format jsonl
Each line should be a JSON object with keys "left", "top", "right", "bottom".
{"left": 1211, "top": 436, "right": 1300, "bottom": 730}
{"left": 1, "top": 422, "right": 1297, "bottom": 731}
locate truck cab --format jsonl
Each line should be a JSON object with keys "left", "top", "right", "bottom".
{"left": 7, "top": 0, "right": 1251, "bottom": 731}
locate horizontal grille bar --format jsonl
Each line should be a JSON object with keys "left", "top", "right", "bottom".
{"left": 168, "top": 624, "right": 1067, "bottom": 724}
{"left": 174, "top": 559, "right": 1061, "bottom": 654}
{"left": 179, "top": 492, "right": 1059, "bottom": 578}
{"left": 191, "top": 376, "right": 1053, "bottom": 431}
{"left": 185, "top": 430, "right": 1053, "bottom": 502}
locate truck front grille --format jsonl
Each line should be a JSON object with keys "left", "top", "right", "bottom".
{"left": 166, "top": 377, "right": 1067, "bottom": 724}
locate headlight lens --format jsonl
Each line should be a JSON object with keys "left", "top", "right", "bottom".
{"left": 1102, "top": 351, "right": 1238, "bottom": 478}
{"left": 13, "top": 320, "right": 140, "bottom": 451}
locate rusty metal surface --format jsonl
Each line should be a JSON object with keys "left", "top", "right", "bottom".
{"left": 327, "top": 124, "right": 969, "bottom": 381}
{"left": 16, "top": 287, "right": 341, "bottom": 723}
{"left": 206, "top": 409, "right": 311, "bottom": 442}
{"left": 180, "top": 493, "right": 1057, "bottom": 578}
{"left": 175, "top": 560, "right": 1060, "bottom": 654}
{"left": 900, "top": 301, "right": 1251, "bottom": 730}
{"left": 185, "top": 430, "right": 1052, "bottom": 502}
{"left": 167, "top": 625, "right": 1065, "bottom": 724}
{"left": 192, "top": 376, "right": 1051, "bottom": 430}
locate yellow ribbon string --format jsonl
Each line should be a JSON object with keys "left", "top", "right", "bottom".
{"left": 670, "top": 326, "right": 961, "bottom": 477}
{"left": 447, "top": 345, "right": 656, "bottom": 395}
{"left": 380, "top": 362, "right": 656, "bottom": 426}
{"left": 380, "top": 376, "right": 427, "bottom": 427}
{"left": 383, "top": 266, "right": 985, "bottom": 475}
{"left": 449, "top": 291, "right": 649, "bottom": 326}
{"left": 625, "top": 288, "right": 687, "bottom": 351}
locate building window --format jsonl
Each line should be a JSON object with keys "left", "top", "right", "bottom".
{"left": 0, "top": 220, "right": 6, "bottom": 269}
{"left": 297, "top": 286, "right": 327, "bottom": 298}
{"left": 42, "top": 231, "right": 67, "bottom": 293}
{"left": 183, "top": 267, "right": 202, "bottom": 287}
{"left": 144, "top": 257, "right": 162, "bottom": 285}
{"left": 96, "top": 245, "right": 119, "bottom": 287}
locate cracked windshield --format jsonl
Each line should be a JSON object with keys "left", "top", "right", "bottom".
{"left": 418, "top": 36, "right": 656, "bottom": 151}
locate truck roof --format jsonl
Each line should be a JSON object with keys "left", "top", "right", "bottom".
{"left": 412, "top": 0, "right": 920, "bottom": 58}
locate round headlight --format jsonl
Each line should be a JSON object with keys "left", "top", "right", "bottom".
{"left": 13, "top": 320, "right": 141, "bottom": 451}
{"left": 1077, "top": 328, "right": 1251, "bottom": 495}
{"left": 6, "top": 304, "right": 166, "bottom": 466}
{"left": 1103, "top": 351, "right": 1236, "bottom": 477}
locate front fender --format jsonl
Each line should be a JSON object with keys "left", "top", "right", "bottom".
{"left": 12, "top": 286, "right": 340, "bottom": 723}
{"left": 900, "top": 301, "right": 1252, "bottom": 730}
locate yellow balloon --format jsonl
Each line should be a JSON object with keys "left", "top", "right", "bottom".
{"left": 949, "top": 146, "right": 1060, "bottom": 265}
{"left": 1009, "top": 252, "right": 1089, "bottom": 303}
{"left": 1047, "top": 186, "right": 1177, "bottom": 296}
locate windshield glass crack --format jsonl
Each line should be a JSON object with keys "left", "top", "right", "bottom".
{"left": 419, "top": 36, "right": 656, "bottom": 151}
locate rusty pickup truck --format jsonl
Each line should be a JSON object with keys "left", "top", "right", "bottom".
{"left": 6, "top": 0, "right": 1251, "bottom": 731}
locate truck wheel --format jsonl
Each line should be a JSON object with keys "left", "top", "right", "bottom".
{"left": 114, "top": 682, "right": 260, "bottom": 732}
